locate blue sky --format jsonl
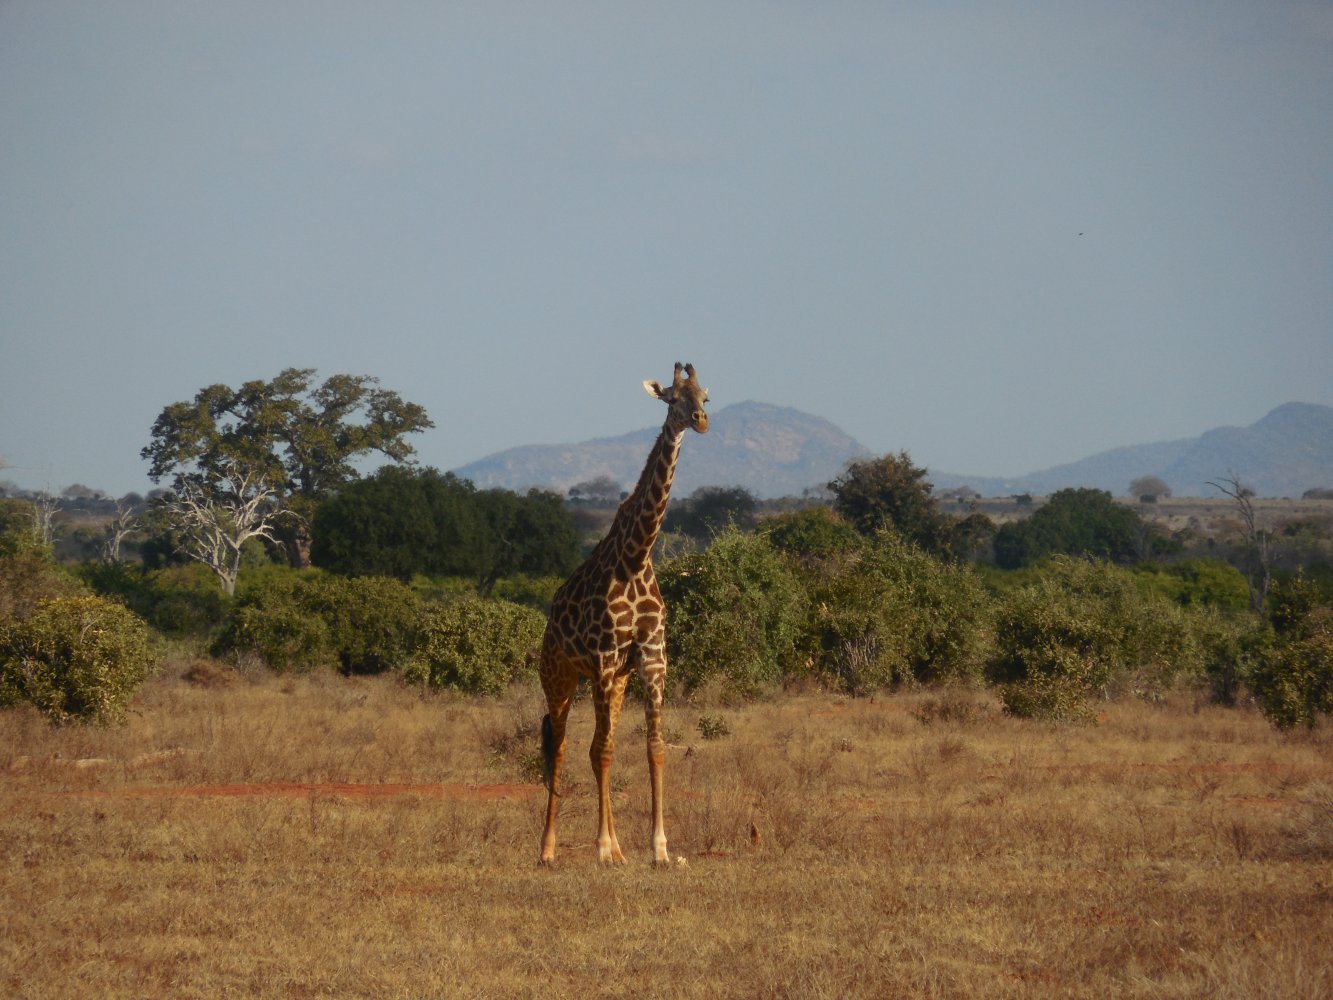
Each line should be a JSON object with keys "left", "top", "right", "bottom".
{"left": 3, "top": 1, "right": 1331, "bottom": 497}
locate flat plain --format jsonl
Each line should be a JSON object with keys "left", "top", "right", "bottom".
{"left": 2, "top": 665, "right": 1330, "bottom": 999}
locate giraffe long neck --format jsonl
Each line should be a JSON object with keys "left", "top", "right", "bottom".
{"left": 607, "top": 421, "right": 684, "bottom": 570}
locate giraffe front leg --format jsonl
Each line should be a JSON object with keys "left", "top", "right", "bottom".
{"left": 639, "top": 645, "right": 671, "bottom": 866}
{"left": 591, "top": 670, "right": 629, "bottom": 864}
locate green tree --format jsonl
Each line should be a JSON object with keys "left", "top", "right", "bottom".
{"left": 664, "top": 485, "right": 759, "bottom": 540}
{"left": 311, "top": 468, "right": 578, "bottom": 587}
{"left": 142, "top": 368, "right": 433, "bottom": 567}
{"left": 473, "top": 488, "right": 580, "bottom": 593}
{"left": 311, "top": 466, "right": 486, "bottom": 580}
{"left": 828, "top": 452, "right": 953, "bottom": 557}
{"left": 1130, "top": 476, "right": 1172, "bottom": 501}
{"left": 992, "top": 488, "right": 1144, "bottom": 569}
{"left": 567, "top": 476, "right": 624, "bottom": 505}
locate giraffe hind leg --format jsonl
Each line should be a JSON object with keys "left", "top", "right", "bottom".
{"left": 540, "top": 713, "right": 558, "bottom": 794}
{"left": 538, "top": 657, "right": 576, "bottom": 866}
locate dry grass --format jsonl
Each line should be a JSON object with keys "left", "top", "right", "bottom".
{"left": 2, "top": 663, "right": 1331, "bottom": 999}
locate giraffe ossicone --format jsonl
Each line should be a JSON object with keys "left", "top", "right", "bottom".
{"left": 537, "top": 361, "right": 709, "bottom": 866}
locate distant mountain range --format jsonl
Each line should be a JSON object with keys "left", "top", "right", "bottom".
{"left": 452, "top": 401, "right": 1333, "bottom": 500}
{"left": 452, "top": 401, "right": 868, "bottom": 500}
{"left": 930, "top": 402, "right": 1333, "bottom": 499}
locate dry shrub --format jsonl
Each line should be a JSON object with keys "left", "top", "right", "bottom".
{"left": 179, "top": 659, "right": 240, "bottom": 689}
{"left": 1284, "top": 783, "right": 1333, "bottom": 858}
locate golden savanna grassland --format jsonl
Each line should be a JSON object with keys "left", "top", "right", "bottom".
{"left": 2, "top": 664, "right": 1330, "bottom": 999}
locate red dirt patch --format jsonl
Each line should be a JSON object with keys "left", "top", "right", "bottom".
{"left": 74, "top": 782, "right": 543, "bottom": 802}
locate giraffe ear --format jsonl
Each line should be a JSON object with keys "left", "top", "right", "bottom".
{"left": 643, "top": 380, "right": 669, "bottom": 401}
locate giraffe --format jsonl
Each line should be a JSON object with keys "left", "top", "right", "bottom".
{"left": 537, "top": 362, "right": 709, "bottom": 866}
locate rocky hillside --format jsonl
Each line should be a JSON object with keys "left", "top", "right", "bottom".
{"left": 451, "top": 401, "right": 870, "bottom": 500}
{"left": 932, "top": 403, "right": 1333, "bottom": 498}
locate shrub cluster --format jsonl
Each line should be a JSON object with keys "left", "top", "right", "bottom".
{"left": 659, "top": 528, "right": 808, "bottom": 698}
{"left": 657, "top": 526, "right": 1284, "bottom": 723}
{"left": 212, "top": 568, "right": 546, "bottom": 694}
{"left": 405, "top": 597, "right": 546, "bottom": 695}
{"left": 807, "top": 530, "right": 989, "bottom": 693}
{"left": 78, "top": 562, "right": 230, "bottom": 636}
{"left": 1, "top": 510, "right": 157, "bottom": 725}
{"left": 214, "top": 571, "right": 422, "bottom": 674}
{"left": 0, "top": 596, "right": 154, "bottom": 724}
{"left": 1252, "top": 574, "right": 1333, "bottom": 730}
{"left": 12, "top": 482, "right": 1328, "bottom": 733}
{"left": 660, "top": 525, "right": 989, "bottom": 699}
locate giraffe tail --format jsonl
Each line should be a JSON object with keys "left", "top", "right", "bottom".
{"left": 541, "top": 713, "right": 559, "bottom": 796}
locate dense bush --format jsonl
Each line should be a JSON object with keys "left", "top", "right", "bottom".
{"left": 79, "top": 562, "right": 230, "bottom": 636}
{"left": 405, "top": 597, "right": 545, "bottom": 695}
{"left": 989, "top": 557, "right": 1206, "bottom": 721}
{"left": 1, "top": 503, "right": 84, "bottom": 623}
{"left": 307, "top": 575, "right": 423, "bottom": 674}
{"left": 993, "top": 488, "right": 1146, "bottom": 569}
{"left": 214, "top": 572, "right": 333, "bottom": 672}
{"left": 1132, "top": 559, "right": 1251, "bottom": 612}
{"left": 0, "top": 548, "right": 84, "bottom": 623}
{"left": 807, "top": 530, "right": 989, "bottom": 693}
{"left": 664, "top": 485, "right": 759, "bottom": 539}
{"left": 0, "top": 595, "right": 155, "bottom": 724}
{"left": 487, "top": 574, "right": 564, "bottom": 612}
{"left": 659, "top": 528, "right": 809, "bottom": 698}
{"left": 214, "top": 571, "right": 421, "bottom": 674}
{"left": 1189, "top": 608, "right": 1271, "bottom": 706}
{"left": 762, "top": 506, "right": 862, "bottom": 564}
{"left": 1252, "top": 575, "right": 1333, "bottom": 730}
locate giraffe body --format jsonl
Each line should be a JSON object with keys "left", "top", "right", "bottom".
{"left": 538, "top": 363, "right": 709, "bottom": 865}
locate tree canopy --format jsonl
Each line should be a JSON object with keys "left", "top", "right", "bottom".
{"left": 827, "top": 452, "right": 954, "bottom": 557}
{"left": 664, "top": 485, "right": 759, "bottom": 539}
{"left": 142, "top": 368, "right": 433, "bottom": 512}
{"left": 310, "top": 466, "right": 579, "bottom": 586}
{"left": 142, "top": 369, "right": 433, "bottom": 570}
{"left": 992, "top": 488, "right": 1145, "bottom": 569}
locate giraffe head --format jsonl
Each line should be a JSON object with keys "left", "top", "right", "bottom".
{"left": 644, "top": 362, "right": 709, "bottom": 434}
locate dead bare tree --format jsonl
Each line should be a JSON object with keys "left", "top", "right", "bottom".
{"left": 100, "top": 498, "right": 141, "bottom": 565}
{"left": 1207, "top": 471, "right": 1271, "bottom": 611}
{"left": 30, "top": 489, "right": 58, "bottom": 548}
{"left": 162, "top": 464, "right": 296, "bottom": 596}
